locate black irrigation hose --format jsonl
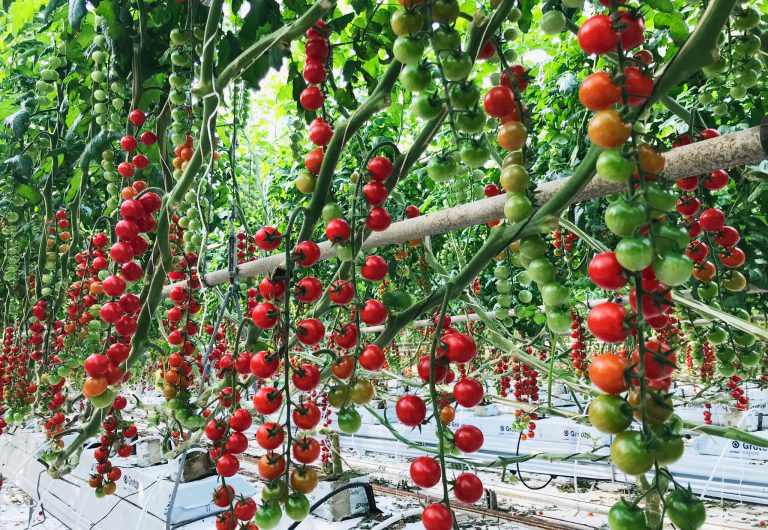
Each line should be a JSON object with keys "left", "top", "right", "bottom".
{"left": 285, "top": 482, "right": 382, "bottom": 530}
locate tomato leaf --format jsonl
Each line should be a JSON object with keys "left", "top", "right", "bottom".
{"left": 65, "top": 169, "right": 82, "bottom": 203}
{"left": 646, "top": 0, "right": 674, "bottom": 13}
{"left": 4, "top": 154, "right": 32, "bottom": 178}
{"left": 4, "top": 107, "right": 31, "bottom": 138}
{"left": 15, "top": 183, "right": 41, "bottom": 205}
{"left": 653, "top": 12, "right": 689, "bottom": 46}
{"left": 68, "top": 0, "right": 86, "bottom": 31}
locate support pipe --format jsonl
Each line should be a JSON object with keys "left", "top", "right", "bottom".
{"left": 162, "top": 124, "right": 768, "bottom": 295}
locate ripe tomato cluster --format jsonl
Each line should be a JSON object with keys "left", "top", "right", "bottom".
{"left": 87, "top": 398, "right": 133, "bottom": 497}
{"left": 299, "top": 20, "right": 329, "bottom": 112}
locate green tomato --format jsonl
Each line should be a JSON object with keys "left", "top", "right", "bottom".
{"left": 589, "top": 395, "right": 632, "bottom": 434}
{"left": 654, "top": 435, "right": 684, "bottom": 465}
{"left": 427, "top": 154, "right": 459, "bottom": 183}
{"left": 610, "top": 430, "right": 654, "bottom": 475}
{"left": 503, "top": 193, "right": 533, "bottom": 222}
{"left": 433, "top": 26, "right": 461, "bottom": 51}
{"left": 338, "top": 407, "right": 362, "bottom": 434}
{"left": 651, "top": 223, "right": 689, "bottom": 253}
{"left": 335, "top": 244, "right": 353, "bottom": 261}
{"left": 696, "top": 282, "right": 718, "bottom": 300}
{"left": 735, "top": 34, "right": 761, "bottom": 55}
{"left": 615, "top": 237, "right": 653, "bottom": 272}
{"left": 90, "top": 388, "right": 117, "bottom": 409}
{"left": 448, "top": 82, "right": 480, "bottom": 109}
{"left": 541, "top": 10, "right": 566, "bottom": 35}
{"left": 527, "top": 258, "right": 556, "bottom": 285}
{"left": 460, "top": 141, "right": 490, "bottom": 168}
{"left": 644, "top": 183, "right": 677, "bottom": 214}
{"left": 733, "top": 331, "right": 755, "bottom": 347}
{"left": 254, "top": 500, "right": 283, "bottom": 529}
{"left": 699, "top": 91, "right": 714, "bottom": 105}
{"left": 730, "top": 85, "right": 747, "bottom": 100}
{"left": 261, "top": 480, "right": 288, "bottom": 502}
{"left": 664, "top": 490, "right": 706, "bottom": 530}
{"left": 431, "top": 0, "right": 460, "bottom": 24}
{"left": 707, "top": 326, "right": 728, "bottom": 345}
{"left": 393, "top": 36, "right": 425, "bottom": 65}
{"left": 546, "top": 308, "right": 572, "bottom": 334}
{"left": 739, "top": 350, "right": 761, "bottom": 367}
{"left": 652, "top": 252, "right": 692, "bottom": 286}
{"left": 605, "top": 200, "right": 646, "bottom": 237}
{"left": 735, "top": 69, "right": 758, "bottom": 88}
{"left": 712, "top": 103, "right": 727, "bottom": 116}
{"left": 608, "top": 499, "right": 647, "bottom": 530}
{"left": 322, "top": 203, "right": 343, "bottom": 222}
{"left": 494, "top": 265, "right": 510, "bottom": 280}
{"left": 497, "top": 294, "right": 513, "bottom": 307}
{"left": 518, "top": 236, "right": 547, "bottom": 259}
{"left": 496, "top": 279, "right": 512, "bottom": 294}
{"left": 500, "top": 164, "right": 530, "bottom": 193}
{"left": 454, "top": 109, "right": 486, "bottom": 133}
{"left": 399, "top": 63, "right": 432, "bottom": 92}
{"left": 597, "top": 149, "right": 635, "bottom": 183}
{"left": 541, "top": 282, "right": 569, "bottom": 307}
{"left": 285, "top": 493, "right": 310, "bottom": 521}
{"left": 517, "top": 290, "right": 533, "bottom": 303}
{"left": 440, "top": 51, "right": 473, "bottom": 81}
{"left": 391, "top": 9, "right": 423, "bottom": 36}
{"left": 410, "top": 92, "right": 445, "bottom": 120}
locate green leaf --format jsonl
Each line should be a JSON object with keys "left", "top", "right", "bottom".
{"left": 15, "top": 183, "right": 41, "bottom": 205}
{"left": 4, "top": 108, "right": 31, "bottom": 138}
{"left": 645, "top": 0, "right": 674, "bottom": 13}
{"left": 653, "top": 12, "right": 689, "bottom": 46}
{"left": 5, "top": 154, "right": 33, "bottom": 177}
{"left": 68, "top": 0, "right": 86, "bottom": 30}
{"left": 43, "top": 0, "right": 64, "bottom": 20}
{"left": 65, "top": 169, "right": 82, "bottom": 202}
{"left": 328, "top": 12, "right": 354, "bottom": 32}
{"left": 518, "top": 0, "right": 535, "bottom": 33}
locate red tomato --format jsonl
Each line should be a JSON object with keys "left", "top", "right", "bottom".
{"left": 329, "top": 279, "right": 355, "bottom": 305}
{"left": 228, "top": 408, "right": 252, "bottom": 432}
{"left": 292, "top": 436, "right": 321, "bottom": 463}
{"left": 292, "top": 364, "right": 321, "bottom": 390}
{"left": 294, "top": 241, "right": 321, "bottom": 267}
{"left": 295, "top": 276, "right": 323, "bottom": 303}
{"left": 579, "top": 72, "right": 621, "bottom": 111}
{"left": 256, "top": 421, "right": 285, "bottom": 450}
{"left": 368, "top": 156, "right": 393, "bottom": 182}
{"left": 453, "top": 472, "right": 483, "bottom": 503}
{"left": 250, "top": 350, "right": 279, "bottom": 379}
{"left": 326, "top": 218, "right": 351, "bottom": 243}
{"left": 296, "top": 318, "right": 325, "bottom": 345}
{"left": 588, "top": 251, "right": 628, "bottom": 290}
{"left": 410, "top": 456, "right": 441, "bottom": 487}
{"left": 589, "top": 353, "right": 629, "bottom": 394}
{"left": 587, "top": 302, "right": 628, "bottom": 343}
{"left": 293, "top": 401, "right": 321, "bottom": 429}
{"left": 454, "top": 425, "right": 484, "bottom": 453}
{"left": 305, "top": 147, "right": 325, "bottom": 174}
{"left": 453, "top": 378, "right": 483, "bottom": 407}
{"left": 360, "top": 299, "right": 387, "bottom": 325}
{"left": 483, "top": 86, "right": 516, "bottom": 118}
{"left": 578, "top": 15, "right": 619, "bottom": 55}
{"left": 396, "top": 394, "right": 426, "bottom": 426}
{"left": 631, "top": 340, "right": 675, "bottom": 381}
{"left": 699, "top": 208, "right": 725, "bottom": 231}
{"left": 253, "top": 386, "right": 282, "bottom": 415}
{"left": 216, "top": 454, "right": 240, "bottom": 477}
{"left": 360, "top": 255, "right": 388, "bottom": 281}
{"left": 358, "top": 344, "right": 386, "bottom": 371}
{"left": 422, "top": 504, "right": 454, "bottom": 530}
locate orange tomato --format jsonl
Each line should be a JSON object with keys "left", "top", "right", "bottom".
{"left": 82, "top": 376, "right": 108, "bottom": 398}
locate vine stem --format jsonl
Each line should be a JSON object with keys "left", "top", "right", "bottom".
{"left": 427, "top": 282, "right": 455, "bottom": 523}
